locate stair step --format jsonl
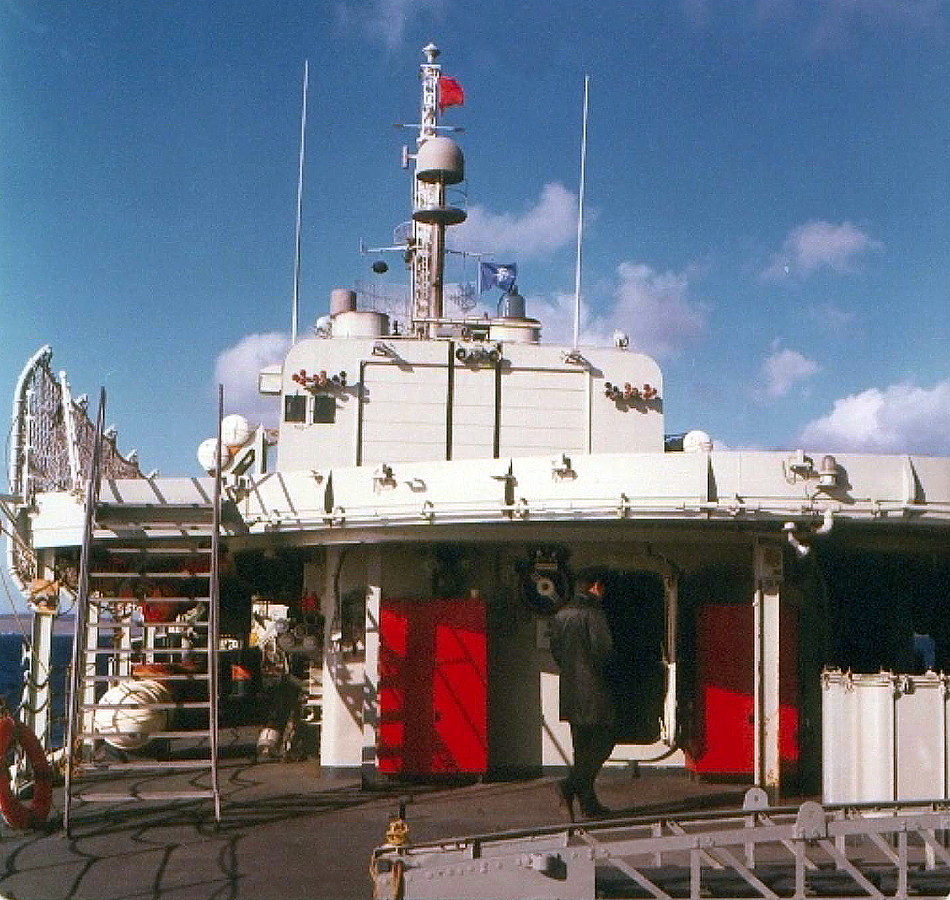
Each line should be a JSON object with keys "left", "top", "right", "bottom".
{"left": 79, "top": 760, "right": 213, "bottom": 772}
{"left": 93, "top": 528, "right": 216, "bottom": 542}
{"left": 106, "top": 546, "right": 213, "bottom": 554}
{"left": 91, "top": 596, "right": 210, "bottom": 604}
{"left": 82, "top": 701, "right": 211, "bottom": 711}
{"left": 83, "top": 674, "right": 211, "bottom": 683}
{"left": 97, "top": 502, "right": 214, "bottom": 518}
{"left": 79, "top": 730, "right": 213, "bottom": 740}
{"left": 83, "top": 647, "right": 211, "bottom": 656}
{"left": 91, "top": 571, "right": 211, "bottom": 579}
{"left": 76, "top": 789, "right": 217, "bottom": 803}
{"left": 93, "top": 621, "right": 210, "bottom": 629}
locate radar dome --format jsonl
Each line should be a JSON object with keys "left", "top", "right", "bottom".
{"left": 221, "top": 414, "right": 253, "bottom": 449}
{"left": 197, "top": 437, "right": 230, "bottom": 472}
{"left": 683, "top": 430, "right": 714, "bottom": 453}
{"left": 415, "top": 136, "right": 464, "bottom": 184}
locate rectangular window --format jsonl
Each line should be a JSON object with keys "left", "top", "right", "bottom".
{"left": 284, "top": 395, "right": 307, "bottom": 423}
{"left": 313, "top": 394, "right": 336, "bottom": 424}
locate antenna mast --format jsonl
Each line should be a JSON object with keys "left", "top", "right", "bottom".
{"left": 572, "top": 75, "right": 590, "bottom": 350}
{"left": 291, "top": 59, "right": 309, "bottom": 345}
{"left": 411, "top": 45, "right": 442, "bottom": 334}
{"left": 407, "top": 43, "right": 467, "bottom": 337}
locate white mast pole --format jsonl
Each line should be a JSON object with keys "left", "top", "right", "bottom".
{"left": 291, "top": 59, "right": 310, "bottom": 345}
{"left": 572, "top": 74, "right": 590, "bottom": 350}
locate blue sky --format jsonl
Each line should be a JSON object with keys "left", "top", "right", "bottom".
{"left": 3, "top": 0, "right": 950, "bottom": 488}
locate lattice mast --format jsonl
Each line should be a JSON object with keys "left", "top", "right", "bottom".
{"left": 409, "top": 45, "right": 439, "bottom": 330}
{"left": 409, "top": 43, "right": 466, "bottom": 336}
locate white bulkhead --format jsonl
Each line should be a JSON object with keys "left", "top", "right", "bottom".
{"left": 273, "top": 332, "right": 664, "bottom": 470}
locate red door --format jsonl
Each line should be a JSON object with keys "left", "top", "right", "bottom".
{"left": 378, "top": 599, "right": 487, "bottom": 776}
{"left": 688, "top": 604, "right": 799, "bottom": 777}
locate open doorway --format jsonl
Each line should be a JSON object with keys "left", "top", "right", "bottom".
{"left": 602, "top": 571, "right": 668, "bottom": 744}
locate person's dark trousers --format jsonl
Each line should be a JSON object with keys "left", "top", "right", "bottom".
{"left": 567, "top": 723, "right": 615, "bottom": 811}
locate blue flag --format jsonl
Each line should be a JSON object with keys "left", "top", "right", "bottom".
{"left": 479, "top": 262, "right": 518, "bottom": 293}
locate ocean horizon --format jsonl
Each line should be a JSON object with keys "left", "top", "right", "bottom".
{"left": 0, "top": 613, "right": 76, "bottom": 636}
{"left": 0, "top": 624, "right": 72, "bottom": 747}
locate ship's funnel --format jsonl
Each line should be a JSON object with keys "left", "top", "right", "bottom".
{"left": 330, "top": 289, "right": 357, "bottom": 316}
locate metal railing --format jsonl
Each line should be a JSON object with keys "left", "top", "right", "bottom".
{"left": 371, "top": 790, "right": 950, "bottom": 899}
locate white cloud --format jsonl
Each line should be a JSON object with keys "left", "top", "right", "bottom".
{"left": 611, "top": 263, "right": 707, "bottom": 356}
{"left": 808, "top": 302, "right": 856, "bottom": 329}
{"left": 806, "top": 0, "right": 944, "bottom": 47}
{"left": 696, "top": 1, "right": 947, "bottom": 45}
{"left": 453, "top": 182, "right": 578, "bottom": 258}
{"left": 529, "top": 261, "right": 707, "bottom": 357}
{"left": 763, "top": 220, "right": 882, "bottom": 280}
{"left": 529, "top": 291, "right": 606, "bottom": 346}
{"left": 213, "top": 332, "right": 289, "bottom": 426}
{"left": 760, "top": 347, "right": 821, "bottom": 399}
{"left": 800, "top": 380, "right": 950, "bottom": 454}
{"left": 344, "top": 0, "right": 445, "bottom": 49}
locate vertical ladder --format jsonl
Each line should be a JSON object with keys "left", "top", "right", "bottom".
{"left": 64, "top": 390, "right": 222, "bottom": 831}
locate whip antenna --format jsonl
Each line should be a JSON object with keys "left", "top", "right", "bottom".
{"left": 292, "top": 59, "right": 309, "bottom": 344}
{"left": 572, "top": 74, "right": 590, "bottom": 350}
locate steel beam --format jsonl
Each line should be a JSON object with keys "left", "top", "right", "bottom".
{"left": 361, "top": 547, "right": 382, "bottom": 781}
{"left": 753, "top": 538, "right": 783, "bottom": 799}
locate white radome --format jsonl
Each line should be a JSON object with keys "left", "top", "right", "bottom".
{"left": 683, "top": 429, "right": 714, "bottom": 453}
{"left": 220, "top": 413, "right": 253, "bottom": 449}
{"left": 197, "top": 437, "right": 230, "bottom": 472}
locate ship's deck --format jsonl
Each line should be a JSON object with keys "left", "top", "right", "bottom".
{"left": 0, "top": 730, "right": 746, "bottom": 900}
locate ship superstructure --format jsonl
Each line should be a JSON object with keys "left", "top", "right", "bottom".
{"left": 5, "top": 45, "right": 950, "bottom": 850}
{"left": 265, "top": 41, "right": 663, "bottom": 473}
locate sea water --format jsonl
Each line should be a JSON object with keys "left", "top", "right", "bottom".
{"left": 0, "top": 631, "right": 72, "bottom": 747}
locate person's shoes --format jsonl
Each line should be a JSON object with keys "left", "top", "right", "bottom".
{"left": 555, "top": 779, "right": 575, "bottom": 822}
{"left": 578, "top": 796, "right": 612, "bottom": 819}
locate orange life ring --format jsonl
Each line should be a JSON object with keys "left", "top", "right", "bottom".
{"left": 0, "top": 717, "right": 52, "bottom": 829}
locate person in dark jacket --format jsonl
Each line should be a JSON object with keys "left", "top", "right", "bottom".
{"left": 548, "top": 567, "right": 617, "bottom": 820}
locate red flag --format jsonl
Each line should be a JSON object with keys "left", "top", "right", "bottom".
{"left": 438, "top": 75, "right": 464, "bottom": 112}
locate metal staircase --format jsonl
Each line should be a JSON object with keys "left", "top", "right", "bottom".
{"left": 63, "top": 390, "right": 222, "bottom": 831}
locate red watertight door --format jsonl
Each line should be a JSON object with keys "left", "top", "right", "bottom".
{"left": 378, "top": 599, "right": 487, "bottom": 776}
{"left": 688, "top": 604, "right": 799, "bottom": 777}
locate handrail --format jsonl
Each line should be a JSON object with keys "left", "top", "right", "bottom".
{"left": 63, "top": 387, "right": 107, "bottom": 834}
{"left": 209, "top": 385, "right": 223, "bottom": 825}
